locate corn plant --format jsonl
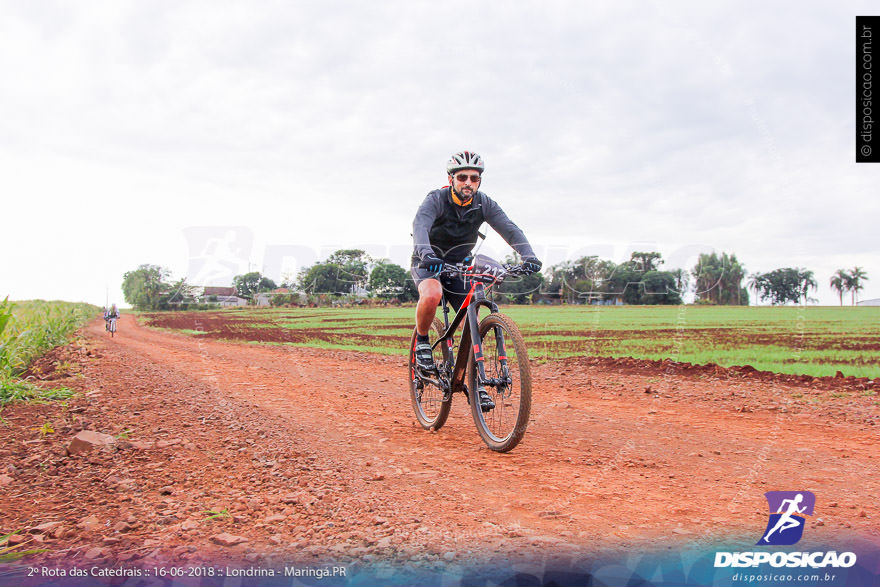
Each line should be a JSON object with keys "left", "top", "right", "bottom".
{"left": 0, "top": 299, "right": 96, "bottom": 409}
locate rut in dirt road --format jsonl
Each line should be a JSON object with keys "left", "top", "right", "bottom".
{"left": 83, "top": 315, "right": 880, "bottom": 556}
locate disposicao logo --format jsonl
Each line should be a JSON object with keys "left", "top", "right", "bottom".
{"left": 714, "top": 490, "right": 857, "bottom": 569}
{"left": 758, "top": 491, "right": 815, "bottom": 546}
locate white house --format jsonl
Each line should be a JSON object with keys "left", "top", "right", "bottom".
{"left": 197, "top": 286, "right": 247, "bottom": 307}
{"left": 215, "top": 295, "right": 248, "bottom": 307}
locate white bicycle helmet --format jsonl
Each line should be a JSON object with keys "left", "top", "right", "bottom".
{"left": 446, "top": 151, "right": 485, "bottom": 175}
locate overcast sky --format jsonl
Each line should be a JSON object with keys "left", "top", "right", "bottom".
{"left": 2, "top": 1, "right": 878, "bottom": 307}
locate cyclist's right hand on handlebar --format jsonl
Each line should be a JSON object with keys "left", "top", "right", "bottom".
{"left": 521, "top": 256, "right": 542, "bottom": 275}
{"left": 419, "top": 254, "right": 444, "bottom": 275}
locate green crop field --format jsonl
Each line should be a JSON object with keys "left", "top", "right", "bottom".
{"left": 143, "top": 304, "right": 880, "bottom": 379}
{"left": 0, "top": 299, "right": 98, "bottom": 407}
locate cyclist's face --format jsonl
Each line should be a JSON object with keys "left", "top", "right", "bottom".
{"left": 449, "top": 169, "right": 481, "bottom": 198}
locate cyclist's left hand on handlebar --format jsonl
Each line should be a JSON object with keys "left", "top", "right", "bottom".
{"left": 419, "top": 254, "right": 445, "bottom": 275}
{"left": 522, "top": 256, "right": 542, "bottom": 275}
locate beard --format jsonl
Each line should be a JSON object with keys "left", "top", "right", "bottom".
{"left": 457, "top": 183, "right": 477, "bottom": 196}
{"left": 452, "top": 185, "right": 475, "bottom": 205}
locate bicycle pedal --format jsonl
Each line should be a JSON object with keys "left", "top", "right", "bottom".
{"left": 478, "top": 389, "right": 495, "bottom": 412}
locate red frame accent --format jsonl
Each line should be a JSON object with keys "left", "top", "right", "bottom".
{"left": 460, "top": 288, "right": 474, "bottom": 310}
{"left": 458, "top": 270, "right": 501, "bottom": 312}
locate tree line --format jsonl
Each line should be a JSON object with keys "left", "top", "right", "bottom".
{"left": 121, "top": 250, "right": 869, "bottom": 310}
{"left": 828, "top": 267, "right": 869, "bottom": 306}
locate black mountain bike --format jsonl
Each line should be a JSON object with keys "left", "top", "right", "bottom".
{"left": 408, "top": 257, "right": 532, "bottom": 452}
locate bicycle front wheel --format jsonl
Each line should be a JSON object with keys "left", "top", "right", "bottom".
{"left": 408, "top": 317, "right": 451, "bottom": 431}
{"left": 468, "top": 312, "right": 532, "bottom": 452}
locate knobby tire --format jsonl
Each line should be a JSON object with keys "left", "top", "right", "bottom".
{"left": 468, "top": 312, "right": 532, "bottom": 452}
{"left": 409, "top": 317, "right": 451, "bottom": 431}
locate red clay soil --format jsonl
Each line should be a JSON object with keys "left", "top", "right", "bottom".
{"left": 1, "top": 314, "right": 878, "bottom": 574}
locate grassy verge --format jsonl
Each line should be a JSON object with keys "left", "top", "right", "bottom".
{"left": 0, "top": 298, "right": 98, "bottom": 410}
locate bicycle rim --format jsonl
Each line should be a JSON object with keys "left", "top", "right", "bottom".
{"left": 469, "top": 313, "right": 531, "bottom": 452}
{"left": 408, "top": 318, "right": 451, "bottom": 430}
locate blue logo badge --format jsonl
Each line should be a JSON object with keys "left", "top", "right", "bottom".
{"left": 758, "top": 491, "right": 816, "bottom": 546}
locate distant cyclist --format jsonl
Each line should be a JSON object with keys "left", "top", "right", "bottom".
{"left": 411, "top": 150, "right": 542, "bottom": 409}
{"left": 105, "top": 304, "right": 120, "bottom": 331}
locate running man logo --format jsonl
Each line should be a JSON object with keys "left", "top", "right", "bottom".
{"left": 758, "top": 491, "right": 816, "bottom": 546}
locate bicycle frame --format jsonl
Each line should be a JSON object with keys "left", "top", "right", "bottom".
{"left": 421, "top": 274, "right": 510, "bottom": 400}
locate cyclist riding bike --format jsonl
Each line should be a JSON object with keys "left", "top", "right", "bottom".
{"left": 411, "top": 150, "right": 542, "bottom": 410}
{"left": 105, "top": 304, "right": 120, "bottom": 329}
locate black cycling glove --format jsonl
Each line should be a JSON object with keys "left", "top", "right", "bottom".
{"left": 419, "top": 254, "right": 444, "bottom": 275}
{"left": 522, "top": 256, "right": 543, "bottom": 275}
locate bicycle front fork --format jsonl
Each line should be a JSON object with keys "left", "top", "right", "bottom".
{"left": 469, "top": 322, "right": 511, "bottom": 391}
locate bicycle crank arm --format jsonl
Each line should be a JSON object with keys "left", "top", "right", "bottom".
{"left": 418, "top": 373, "right": 450, "bottom": 393}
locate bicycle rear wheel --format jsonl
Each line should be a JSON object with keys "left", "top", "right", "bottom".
{"left": 408, "top": 317, "right": 451, "bottom": 431}
{"left": 468, "top": 312, "right": 531, "bottom": 452}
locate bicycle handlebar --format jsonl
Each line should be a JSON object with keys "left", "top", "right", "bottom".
{"left": 438, "top": 262, "right": 531, "bottom": 279}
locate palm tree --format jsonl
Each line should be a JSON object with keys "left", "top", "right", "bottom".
{"left": 747, "top": 272, "right": 763, "bottom": 306}
{"left": 849, "top": 266, "right": 869, "bottom": 305}
{"left": 799, "top": 269, "right": 818, "bottom": 304}
{"left": 829, "top": 269, "right": 850, "bottom": 306}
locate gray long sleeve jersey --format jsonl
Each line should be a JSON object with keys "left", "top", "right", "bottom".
{"left": 412, "top": 187, "right": 536, "bottom": 264}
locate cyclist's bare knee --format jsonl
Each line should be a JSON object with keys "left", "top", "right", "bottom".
{"left": 416, "top": 279, "right": 442, "bottom": 335}
{"left": 418, "top": 279, "right": 442, "bottom": 305}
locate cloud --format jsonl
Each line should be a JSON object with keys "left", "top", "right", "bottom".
{"left": 0, "top": 1, "right": 877, "bottom": 305}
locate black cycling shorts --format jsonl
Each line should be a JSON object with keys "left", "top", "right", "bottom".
{"left": 410, "top": 265, "right": 471, "bottom": 312}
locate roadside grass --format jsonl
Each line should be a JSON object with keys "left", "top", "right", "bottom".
{"left": 0, "top": 298, "right": 98, "bottom": 411}
{"left": 145, "top": 304, "right": 880, "bottom": 378}
{"left": 0, "top": 530, "right": 48, "bottom": 562}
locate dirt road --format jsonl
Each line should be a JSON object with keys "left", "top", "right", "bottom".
{"left": 2, "top": 314, "right": 878, "bottom": 573}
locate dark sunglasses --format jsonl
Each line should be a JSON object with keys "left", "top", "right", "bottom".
{"left": 455, "top": 173, "right": 482, "bottom": 183}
